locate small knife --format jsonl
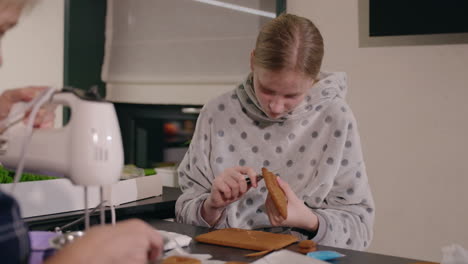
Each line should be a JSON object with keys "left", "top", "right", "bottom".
{"left": 245, "top": 174, "right": 264, "bottom": 186}
{"left": 245, "top": 169, "right": 280, "bottom": 186}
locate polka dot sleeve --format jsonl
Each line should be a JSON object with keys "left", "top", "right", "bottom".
{"left": 310, "top": 110, "right": 375, "bottom": 250}
{"left": 175, "top": 106, "right": 227, "bottom": 228}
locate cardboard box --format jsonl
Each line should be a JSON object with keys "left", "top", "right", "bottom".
{"left": 0, "top": 174, "right": 162, "bottom": 218}
{"left": 156, "top": 167, "right": 179, "bottom": 187}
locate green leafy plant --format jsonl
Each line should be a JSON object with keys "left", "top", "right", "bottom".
{"left": 0, "top": 166, "right": 57, "bottom": 184}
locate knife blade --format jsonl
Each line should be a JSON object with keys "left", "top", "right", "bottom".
{"left": 245, "top": 174, "right": 264, "bottom": 186}
{"left": 245, "top": 168, "right": 281, "bottom": 186}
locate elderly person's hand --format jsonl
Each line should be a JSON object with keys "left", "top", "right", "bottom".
{"left": 0, "top": 86, "right": 55, "bottom": 130}
{"left": 45, "top": 219, "right": 164, "bottom": 264}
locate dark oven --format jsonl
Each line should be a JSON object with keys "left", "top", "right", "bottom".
{"left": 114, "top": 103, "right": 201, "bottom": 168}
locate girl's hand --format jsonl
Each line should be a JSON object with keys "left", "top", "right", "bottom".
{"left": 202, "top": 166, "right": 258, "bottom": 225}
{"left": 265, "top": 177, "right": 319, "bottom": 231}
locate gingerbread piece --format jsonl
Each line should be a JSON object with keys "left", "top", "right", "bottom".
{"left": 162, "top": 256, "right": 201, "bottom": 264}
{"left": 195, "top": 228, "right": 297, "bottom": 252}
{"left": 262, "top": 167, "right": 288, "bottom": 219}
{"left": 298, "top": 246, "right": 317, "bottom": 254}
{"left": 298, "top": 240, "right": 317, "bottom": 249}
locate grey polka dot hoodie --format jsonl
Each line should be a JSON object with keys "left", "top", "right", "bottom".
{"left": 175, "top": 72, "right": 375, "bottom": 250}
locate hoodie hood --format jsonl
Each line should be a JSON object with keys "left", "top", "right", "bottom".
{"left": 236, "top": 71, "right": 349, "bottom": 124}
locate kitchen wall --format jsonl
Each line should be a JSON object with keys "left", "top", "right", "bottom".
{"left": 0, "top": 0, "right": 64, "bottom": 127}
{"left": 288, "top": 0, "right": 468, "bottom": 262}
